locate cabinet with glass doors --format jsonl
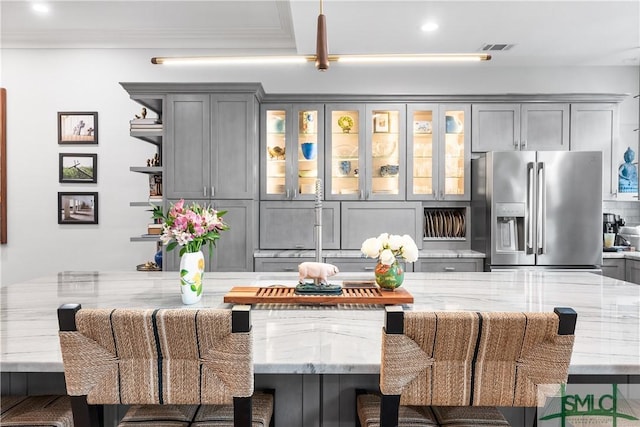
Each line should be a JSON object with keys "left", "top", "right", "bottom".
{"left": 261, "top": 104, "right": 324, "bottom": 200}
{"left": 325, "top": 103, "right": 406, "bottom": 201}
{"left": 407, "top": 104, "right": 470, "bottom": 201}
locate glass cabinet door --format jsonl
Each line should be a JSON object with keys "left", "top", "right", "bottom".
{"left": 262, "top": 104, "right": 324, "bottom": 200}
{"left": 367, "top": 104, "right": 405, "bottom": 200}
{"left": 263, "top": 106, "right": 289, "bottom": 199}
{"left": 407, "top": 104, "right": 437, "bottom": 200}
{"left": 440, "top": 104, "right": 470, "bottom": 200}
{"left": 326, "top": 104, "right": 364, "bottom": 199}
{"left": 293, "top": 105, "right": 323, "bottom": 199}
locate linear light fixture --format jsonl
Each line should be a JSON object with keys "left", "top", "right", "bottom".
{"left": 151, "top": 53, "right": 491, "bottom": 66}
{"left": 150, "top": 0, "right": 492, "bottom": 69}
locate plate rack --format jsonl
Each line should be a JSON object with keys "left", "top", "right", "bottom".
{"left": 423, "top": 207, "right": 467, "bottom": 240}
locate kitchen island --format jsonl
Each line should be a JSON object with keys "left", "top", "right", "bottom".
{"left": 2, "top": 270, "right": 639, "bottom": 426}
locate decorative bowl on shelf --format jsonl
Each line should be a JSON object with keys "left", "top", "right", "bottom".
{"left": 372, "top": 140, "right": 397, "bottom": 157}
{"left": 299, "top": 170, "right": 317, "bottom": 178}
{"left": 380, "top": 164, "right": 399, "bottom": 177}
{"left": 334, "top": 144, "right": 358, "bottom": 158}
{"left": 337, "top": 115, "right": 354, "bottom": 133}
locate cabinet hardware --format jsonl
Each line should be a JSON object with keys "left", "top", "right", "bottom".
{"left": 294, "top": 189, "right": 298, "bottom": 198}
{"left": 360, "top": 190, "right": 364, "bottom": 199}
{"left": 294, "top": 244, "right": 304, "bottom": 249}
{"left": 211, "top": 186, "right": 215, "bottom": 197}
{"left": 363, "top": 266, "right": 375, "bottom": 271}
{"left": 513, "top": 140, "right": 519, "bottom": 148}
{"left": 444, "top": 267, "right": 455, "bottom": 272}
{"left": 286, "top": 189, "right": 290, "bottom": 199}
{"left": 203, "top": 186, "right": 207, "bottom": 197}
{"left": 283, "top": 268, "right": 295, "bottom": 272}
{"left": 522, "top": 139, "right": 527, "bottom": 149}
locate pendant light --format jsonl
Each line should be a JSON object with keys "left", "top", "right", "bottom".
{"left": 150, "top": 1, "right": 492, "bottom": 68}
{"left": 315, "top": 0, "right": 329, "bottom": 71}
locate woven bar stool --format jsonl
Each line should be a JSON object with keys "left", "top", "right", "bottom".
{"left": 357, "top": 306, "right": 577, "bottom": 427}
{"left": 57, "top": 304, "right": 274, "bottom": 427}
{"left": 0, "top": 395, "right": 74, "bottom": 426}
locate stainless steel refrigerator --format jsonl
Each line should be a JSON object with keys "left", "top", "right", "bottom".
{"left": 471, "top": 151, "right": 602, "bottom": 270}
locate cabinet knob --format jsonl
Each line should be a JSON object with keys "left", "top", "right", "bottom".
{"left": 513, "top": 140, "right": 519, "bottom": 148}
{"left": 522, "top": 139, "right": 527, "bottom": 149}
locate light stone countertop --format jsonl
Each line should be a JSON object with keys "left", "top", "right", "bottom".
{"left": 602, "top": 250, "right": 640, "bottom": 260}
{"left": 254, "top": 249, "right": 486, "bottom": 258}
{"left": 1, "top": 270, "right": 638, "bottom": 376}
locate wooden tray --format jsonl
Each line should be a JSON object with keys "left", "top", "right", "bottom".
{"left": 223, "top": 285, "right": 413, "bottom": 305}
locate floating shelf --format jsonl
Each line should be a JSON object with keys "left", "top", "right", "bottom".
{"left": 130, "top": 166, "right": 163, "bottom": 174}
{"left": 130, "top": 131, "right": 162, "bottom": 145}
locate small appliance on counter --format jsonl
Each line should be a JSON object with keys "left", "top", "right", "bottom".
{"left": 603, "top": 213, "right": 632, "bottom": 251}
{"left": 619, "top": 225, "right": 640, "bottom": 251}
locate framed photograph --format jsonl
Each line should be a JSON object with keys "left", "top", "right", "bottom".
{"left": 59, "top": 153, "right": 97, "bottom": 183}
{"left": 58, "top": 192, "right": 98, "bottom": 224}
{"left": 374, "top": 113, "right": 389, "bottom": 133}
{"left": 58, "top": 112, "right": 98, "bottom": 144}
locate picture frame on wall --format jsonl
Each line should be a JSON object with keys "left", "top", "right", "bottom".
{"left": 58, "top": 192, "right": 98, "bottom": 224}
{"left": 59, "top": 153, "right": 97, "bottom": 183}
{"left": 58, "top": 112, "right": 98, "bottom": 144}
{"left": 373, "top": 112, "right": 389, "bottom": 133}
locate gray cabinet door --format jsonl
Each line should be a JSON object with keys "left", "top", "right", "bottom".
{"left": 340, "top": 202, "right": 423, "bottom": 249}
{"left": 211, "top": 199, "right": 257, "bottom": 271}
{"left": 163, "top": 199, "right": 256, "bottom": 272}
{"left": 521, "top": 104, "right": 569, "bottom": 151}
{"left": 602, "top": 258, "right": 626, "bottom": 281}
{"left": 211, "top": 93, "right": 258, "bottom": 199}
{"left": 414, "top": 258, "right": 483, "bottom": 272}
{"left": 260, "top": 201, "right": 340, "bottom": 250}
{"left": 570, "top": 103, "right": 619, "bottom": 199}
{"left": 625, "top": 258, "right": 640, "bottom": 285}
{"left": 471, "top": 104, "right": 520, "bottom": 152}
{"left": 165, "top": 94, "right": 211, "bottom": 199}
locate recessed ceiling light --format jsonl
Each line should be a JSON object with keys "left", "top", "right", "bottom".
{"left": 421, "top": 22, "right": 439, "bottom": 32}
{"left": 31, "top": 3, "right": 50, "bottom": 14}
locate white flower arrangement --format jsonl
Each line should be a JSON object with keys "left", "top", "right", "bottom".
{"left": 360, "top": 233, "right": 419, "bottom": 265}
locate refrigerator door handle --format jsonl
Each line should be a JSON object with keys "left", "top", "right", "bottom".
{"left": 537, "top": 162, "right": 546, "bottom": 255}
{"left": 526, "top": 162, "right": 534, "bottom": 254}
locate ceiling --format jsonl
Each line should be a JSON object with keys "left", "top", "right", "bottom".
{"left": 1, "top": 0, "right": 639, "bottom": 67}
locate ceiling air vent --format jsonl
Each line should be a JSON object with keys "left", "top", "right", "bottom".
{"left": 480, "top": 43, "right": 515, "bottom": 51}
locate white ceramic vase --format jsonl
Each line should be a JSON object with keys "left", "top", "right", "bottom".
{"left": 179, "top": 250, "right": 205, "bottom": 304}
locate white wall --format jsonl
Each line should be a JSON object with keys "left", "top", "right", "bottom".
{"left": 0, "top": 48, "right": 638, "bottom": 285}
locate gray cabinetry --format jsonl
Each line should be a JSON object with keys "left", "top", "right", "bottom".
{"left": 165, "top": 93, "right": 258, "bottom": 200}
{"left": 164, "top": 199, "right": 257, "bottom": 272}
{"left": 340, "top": 202, "right": 423, "bottom": 249}
{"left": 471, "top": 103, "right": 569, "bottom": 152}
{"left": 254, "top": 257, "right": 315, "bottom": 272}
{"left": 414, "top": 258, "right": 483, "bottom": 272}
{"left": 626, "top": 258, "right": 640, "bottom": 285}
{"left": 324, "top": 257, "right": 414, "bottom": 273}
{"left": 570, "top": 103, "right": 619, "bottom": 199}
{"left": 602, "top": 258, "right": 626, "bottom": 281}
{"left": 260, "top": 201, "right": 340, "bottom": 249}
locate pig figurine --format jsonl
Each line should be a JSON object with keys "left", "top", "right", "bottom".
{"left": 298, "top": 262, "right": 339, "bottom": 284}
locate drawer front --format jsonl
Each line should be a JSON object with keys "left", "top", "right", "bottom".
{"left": 625, "top": 259, "right": 640, "bottom": 285}
{"left": 415, "top": 259, "right": 482, "bottom": 272}
{"left": 254, "top": 258, "right": 315, "bottom": 272}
